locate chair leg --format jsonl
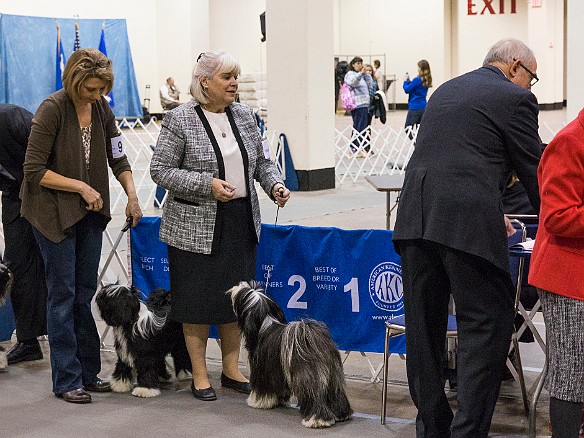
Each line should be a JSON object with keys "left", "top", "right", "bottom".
{"left": 381, "top": 325, "right": 390, "bottom": 424}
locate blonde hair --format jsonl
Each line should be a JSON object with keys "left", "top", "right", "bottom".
{"left": 62, "top": 48, "right": 114, "bottom": 100}
{"left": 190, "top": 51, "right": 241, "bottom": 105}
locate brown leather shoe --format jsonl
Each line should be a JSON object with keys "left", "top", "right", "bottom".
{"left": 56, "top": 388, "right": 92, "bottom": 404}
{"left": 83, "top": 377, "right": 112, "bottom": 393}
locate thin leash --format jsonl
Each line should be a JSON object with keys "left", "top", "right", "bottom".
{"left": 264, "top": 189, "right": 283, "bottom": 295}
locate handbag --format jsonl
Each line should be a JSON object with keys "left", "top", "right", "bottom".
{"left": 340, "top": 83, "right": 356, "bottom": 111}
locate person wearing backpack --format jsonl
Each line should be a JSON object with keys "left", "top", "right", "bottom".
{"left": 344, "top": 57, "right": 372, "bottom": 154}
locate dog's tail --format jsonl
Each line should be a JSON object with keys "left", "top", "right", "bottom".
{"left": 133, "top": 302, "right": 167, "bottom": 339}
{"left": 281, "top": 320, "right": 343, "bottom": 384}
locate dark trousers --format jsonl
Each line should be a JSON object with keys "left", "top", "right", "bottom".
{"left": 1, "top": 192, "right": 47, "bottom": 341}
{"left": 399, "top": 239, "right": 515, "bottom": 438}
{"left": 33, "top": 213, "right": 103, "bottom": 394}
{"left": 350, "top": 106, "right": 370, "bottom": 151}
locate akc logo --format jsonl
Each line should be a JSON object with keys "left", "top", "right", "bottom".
{"left": 368, "top": 262, "right": 403, "bottom": 312}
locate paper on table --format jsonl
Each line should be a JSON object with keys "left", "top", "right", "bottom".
{"left": 510, "top": 238, "right": 535, "bottom": 251}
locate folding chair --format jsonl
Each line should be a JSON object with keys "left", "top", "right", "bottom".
{"left": 380, "top": 314, "right": 457, "bottom": 424}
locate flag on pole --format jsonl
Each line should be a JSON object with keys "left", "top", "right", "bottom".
{"left": 73, "top": 20, "right": 81, "bottom": 51}
{"left": 55, "top": 22, "right": 66, "bottom": 91}
{"left": 98, "top": 24, "right": 115, "bottom": 107}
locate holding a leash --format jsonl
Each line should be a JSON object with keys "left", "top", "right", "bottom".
{"left": 150, "top": 50, "right": 290, "bottom": 402}
{"left": 20, "top": 49, "right": 143, "bottom": 404}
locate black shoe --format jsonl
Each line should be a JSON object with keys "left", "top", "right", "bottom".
{"left": 191, "top": 381, "right": 217, "bottom": 401}
{"left": 221, "top": 373, "right": 251, "bottom": 394}
{"left": 83, "top": 377, "right": 112, "bottom": 393}
{"left": 6, "top": 341, "right": 43, "bottom": 365}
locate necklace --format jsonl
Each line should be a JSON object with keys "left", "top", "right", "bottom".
{"left": 204, "top": 108, "right": 228, "bottom": 138}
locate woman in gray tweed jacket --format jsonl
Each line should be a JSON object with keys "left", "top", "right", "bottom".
{"left": 150, "top": 51, "right": 290, "bottom": 402}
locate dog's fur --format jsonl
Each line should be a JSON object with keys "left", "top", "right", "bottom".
{"left": 229, "top": 281, "right": 353, "bottom": 428}
{"left": 0, "top": 262, "right": 14, "bottom": 306}
{"left": 0, "top": 262, "right": 13, "bottom": 372}
{"left": 95, "top": 285, "right": 192, "bottom": 397}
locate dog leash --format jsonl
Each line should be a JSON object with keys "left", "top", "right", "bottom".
{"left": 264, "top": 188, "right": 284, "bottom": 295}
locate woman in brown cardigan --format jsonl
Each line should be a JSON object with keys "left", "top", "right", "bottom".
{"left": 20, "top": 48, "right": 142, "bottom": 404}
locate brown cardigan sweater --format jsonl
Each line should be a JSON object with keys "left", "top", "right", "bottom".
{"left": 20, "top": 89, "right": 131, "bottom": 243}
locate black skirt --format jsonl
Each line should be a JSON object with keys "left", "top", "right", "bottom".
{"left": 168, "top": 198, "right": 257, "bottom": 324}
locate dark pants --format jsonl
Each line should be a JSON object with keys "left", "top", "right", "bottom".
{"left": 404, "top": 109, "right": 425, "bottom": 128}
{"left": 1, "top": 192, "right": 47, "bottom": 341}
{"left": 350, "top": 106, "right": 370, "bottom": 152}
{"left": 399, "top": 239, "right": 515, "bottom": 438}
{"left": 33, "top": 213, "right": 104, "bottom": 394}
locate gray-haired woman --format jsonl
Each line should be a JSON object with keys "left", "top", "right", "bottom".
{"left": 150, "top": 51, "right": 290, "bottom": 402}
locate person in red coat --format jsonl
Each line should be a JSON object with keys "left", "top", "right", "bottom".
{"left": 529, "top": 109, "right": 584, "bottom": 438}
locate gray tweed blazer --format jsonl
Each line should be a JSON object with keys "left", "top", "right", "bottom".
{"left": 150, "top": 101, "right": 282, "bottom": 254}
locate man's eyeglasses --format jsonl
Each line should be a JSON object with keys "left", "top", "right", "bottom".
{"left": 513, "top": 59, "right": 539, "bottom": 87}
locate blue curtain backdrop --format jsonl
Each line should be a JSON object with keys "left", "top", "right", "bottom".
{"left": 0, "top": 14, "right": 142, "bottom": 117}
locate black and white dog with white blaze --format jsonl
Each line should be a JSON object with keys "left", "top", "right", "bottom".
{"left": 96, "top": 285, "right": 191, "bottom": 397}
{"left": 229, "top": 281, "right": 353, "bottom": 428}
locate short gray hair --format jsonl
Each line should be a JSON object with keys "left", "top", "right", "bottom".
{"left": 483, "top": 38, "right": 535, "bottom": 66}
{"left": 190, "top": 51, "right": 241, "bottom": 105}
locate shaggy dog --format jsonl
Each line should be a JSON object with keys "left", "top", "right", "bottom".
{"left": 0, "top": 262, "right": 14, "bottom": 372}
{"left": 95, "top": 285, "right": 191, "bottom": 397}
{"left": 229, "top": 281, "right": 353, "bottom": 428}
{"left": 0, "top": 261, "right": 13, "bottom": 306}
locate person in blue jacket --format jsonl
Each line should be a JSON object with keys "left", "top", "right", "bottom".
{"left": 403, "top": 59, "right": 432, "bottom": 130}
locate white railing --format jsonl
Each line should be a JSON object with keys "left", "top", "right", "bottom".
{"left": 334, "top": 125, "right": 417, "bottom": 183}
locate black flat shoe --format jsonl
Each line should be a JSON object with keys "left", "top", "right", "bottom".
{"left": 191, "top": 381, "right": 217, "bottom": 401}
{"left": 221, "top": 373, "right": 251, "bottom": 394}
{"left": 83, "top": 377, "right": 112, "bottom": 393}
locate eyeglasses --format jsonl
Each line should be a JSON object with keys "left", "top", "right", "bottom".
{"left": 513, "top": 59, "right": 539, "bottom": 87}
{"left": 81, "top": 59, "right": 111, "bottom": 69}
{"left": 197, "top": 52, "right": 205, "bottom": 62}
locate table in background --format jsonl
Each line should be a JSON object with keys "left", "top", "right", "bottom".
{"left": 365, "top": 174, "right": 405, "bottom": 230}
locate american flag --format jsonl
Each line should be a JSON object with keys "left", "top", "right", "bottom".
{"left": 55, "top": 22, "right": 66, "bottom": 91}
{"left": 73, "top": 21, "right": 80, "bottom": 51}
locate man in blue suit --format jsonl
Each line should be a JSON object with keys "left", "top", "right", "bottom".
{"left": 393, "top": 39, "right": 541, "bottom": 438}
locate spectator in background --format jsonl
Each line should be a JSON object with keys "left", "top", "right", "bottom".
{"left": 344, "top": 56, "right": 372, "bottom": 154}
{"left": 403, "top": 59, "right": 432, "bottom": 131}
{"left": 335, "top": 59, "right": 348, "bottom": 113}
{"left": 0, "top": 104, "right": 47, "bottom": 366}
{"left": 373, "top": 59, "right": 384, "bottom": 91}
{"left": 160, "top": 76, "right": 181, "bottom": 110}
{"left": 529, "top": 108, "right": 584, "bottom": 438}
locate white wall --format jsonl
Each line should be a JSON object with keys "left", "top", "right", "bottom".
{"left": 566, "top": 0, "right": 584, "bottom": 120}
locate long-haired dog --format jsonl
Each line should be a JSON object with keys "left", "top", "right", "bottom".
{"left": 0, "top": 261, "right": 14, "bottom": 372}
{"left": 96, "top": 284, "right": 192, "bottom": 397}
{"left": 229, "top": 281, "right": 353, "bottom": 428}
{"left": 0, "top": 261, "right": 14, "bottom": 306}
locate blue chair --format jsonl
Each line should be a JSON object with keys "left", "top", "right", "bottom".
{"left": 381, "top": 314, "right": 457, "bottom": 424}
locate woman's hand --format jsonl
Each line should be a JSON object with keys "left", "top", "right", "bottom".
{"left": 212, "top": 178, "right": 236, "bottom": 202}
{"left": 79, "top": 182, "right": 104, "bottom": 212}
{"left": 125, "top": 196, "right": 143, "bottom": 227}
{"left": 272, "top": 183, "right": 290, "bottom": 208}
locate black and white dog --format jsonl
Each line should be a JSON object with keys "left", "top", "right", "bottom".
{"left": 0, "top": 261, "right": 13, "bottom": 306}
{"left": 229, "top": 281, "right": 353, "bottom": 428}
{"left": 0, "top": 261, "right": 13, "bottom": 371}
{"left": 95, "top": 285, "right": 191, "bottom": 397}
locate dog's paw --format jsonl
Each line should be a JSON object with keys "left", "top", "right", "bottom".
{"left": 132, "top": 387, "right": 161, "bottom": 398}
{"left": 301, "top": 416, "right": 335, "bottom": 428}
{"left": 176, "top": 369, "right": 192, "bottom": 381}
{"left": 110, "top": 378, "right": 134, "bottom": 393}
{"left": 247, "top": 392, "right": 279, "bottom": 409}
{"left": 335, "top": 413, "right": 353, "bottom": 422}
